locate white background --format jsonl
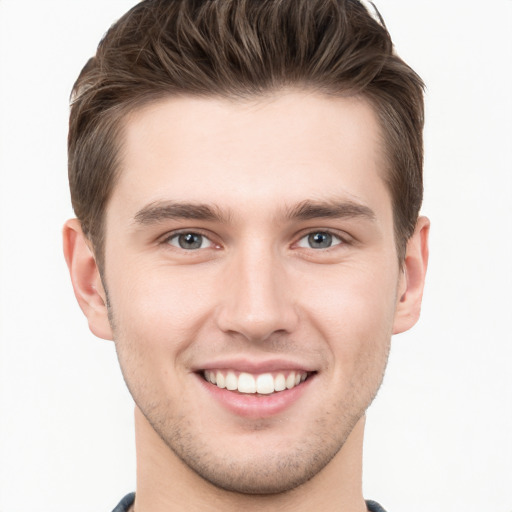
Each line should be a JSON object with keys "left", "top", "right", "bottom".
{"left": 0, "top": 1, "right": 511, "bottom": 511}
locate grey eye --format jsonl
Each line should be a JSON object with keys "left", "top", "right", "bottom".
{"left": 308, "top": 232, "right": 332, "bottom": 248}
{"left": 168, "top": 232, "right": 213, "bottom": 250}
{"left": 297, "top": 231, "right": 342, "bottom": 249}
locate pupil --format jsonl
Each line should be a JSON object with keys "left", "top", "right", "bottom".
{"left": 179, "top": 233, "right": 202, "bottom": 249}
{"left": 308, "top": 232, "right": 332, "bottom": 249}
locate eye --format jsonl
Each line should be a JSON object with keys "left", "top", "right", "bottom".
{"left": 166, "top": 232, "right": 214, "bottom": 250}
{"left": 297, "top": 231, "right": 343, "bottom": 249}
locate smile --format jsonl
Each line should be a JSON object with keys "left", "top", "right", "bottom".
{"left": 203, "top": 370, "right": 310, "bottom": 395}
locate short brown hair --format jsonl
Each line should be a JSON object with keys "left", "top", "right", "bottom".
{"left": 68, "top": 0, "right": 424, "bottom": 266}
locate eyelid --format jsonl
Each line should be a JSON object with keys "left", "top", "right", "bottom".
{"left": 294, "top": 228, "right": 351, "bottom": 248}
{"left": 161, "top": 229, "right": 220, "bottom": 249}
{"left": 157, "top": 227, "right": 352, "bottom": 251}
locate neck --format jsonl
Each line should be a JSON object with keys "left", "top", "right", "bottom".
{"left": 133, "top": 407, "right": 367, "bottom": 512}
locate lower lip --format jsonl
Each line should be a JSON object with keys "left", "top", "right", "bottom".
{"left": 196, "top": 374, "right": 314, "bottom": 418}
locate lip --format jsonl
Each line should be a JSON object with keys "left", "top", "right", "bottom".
{"left": 195, "top": 357, "right": 316, "bottom": 374}
{"left": 194, "top": 364, "right": 316, "bottom": 419}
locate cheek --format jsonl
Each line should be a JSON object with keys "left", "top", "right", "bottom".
{"left": 106, "top": 263, "right": 215, "bottom": 406}
{"left": 315, "top": 270, "right": 395, "bottom": 410}
{"left": 297, "top": 261, "right": 398, "bottom": 362}
{"left": 108, "top": 259, "right": 217, "bottom": 343}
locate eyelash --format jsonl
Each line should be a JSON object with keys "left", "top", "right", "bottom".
{"left": 295, "top": 230, "right": 345, "bottom": 250}
{"left": 162, "top": 229, "right": 349, "bottom": 251}
{"left": 163, "top": 230, "right": 218, "bottom": 250}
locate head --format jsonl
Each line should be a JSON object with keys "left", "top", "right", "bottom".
{"left": 68, "top": 0, "right": 424, "bottom": 272}
{"left": 64, "top": 0, "right": 429, "bottom": 500}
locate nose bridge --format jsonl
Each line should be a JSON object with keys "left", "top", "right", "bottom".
{"left": 216, "top": 239, "right": 297, "bottom": 341}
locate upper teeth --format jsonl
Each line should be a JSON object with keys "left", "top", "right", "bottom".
{"left": 203, "top": 370, "right": 308, "bottom": 394}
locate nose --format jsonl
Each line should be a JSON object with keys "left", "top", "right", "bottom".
{"left": 215, "top": 243, "right": 299, "bottom": 343}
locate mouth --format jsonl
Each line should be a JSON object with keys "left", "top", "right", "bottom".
{"left": 201, "top": 369, "right": 313, "bottom": 395}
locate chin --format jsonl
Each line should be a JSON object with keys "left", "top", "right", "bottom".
{"left": 176, "top": 449, "right": 334, "bottom": 495}
{"left": 149, "top": 408, "right": 357, "bottom": 496}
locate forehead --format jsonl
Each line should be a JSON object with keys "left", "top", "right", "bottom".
{"left": 110, "top": 91, "right": 391, "bottom": 224}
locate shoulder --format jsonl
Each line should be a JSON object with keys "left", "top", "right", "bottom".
{"left": 111, "top": 492, "right": 135, "bottom": 512}
{"left": 366, "top": 500, "right": 388, "bottom": 512}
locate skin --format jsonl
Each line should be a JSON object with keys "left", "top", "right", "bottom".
{"left": 64, "top": 90, "right": 429, "bottom": 512}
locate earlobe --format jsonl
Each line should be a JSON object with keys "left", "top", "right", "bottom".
{"left": 63, "top": 219, "right": 113, "bottom": 341}
{"left": 392, "top": 216, "right": 430, "bottom": 335}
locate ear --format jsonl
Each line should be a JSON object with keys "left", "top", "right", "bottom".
{"left": 63, "top": 219, "right": 113, "bottom": 340}
{"left": 393, "top": 216, "right": 430, "bottom": 335}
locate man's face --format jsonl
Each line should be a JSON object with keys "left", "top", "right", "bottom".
{"left": 101, "top": 91, "right": 406, "bottom": 493}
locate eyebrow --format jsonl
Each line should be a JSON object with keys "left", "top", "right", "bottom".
{"left": 134, "top": 201, "right": 230, "bottom": 225}
{"left": 284, "top": 199, "right": 376, "bottom": 222}
{"left": 133, "top": 198, "right": 375, "bottom": 226}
